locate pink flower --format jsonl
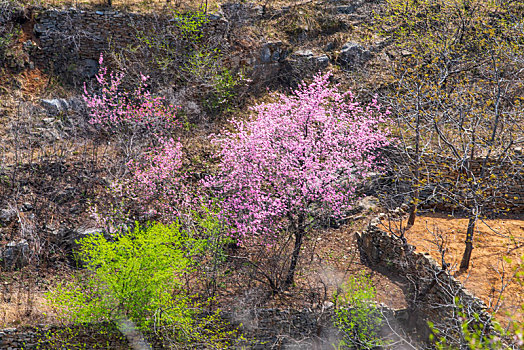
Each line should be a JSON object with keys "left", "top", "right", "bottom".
{"left": 204, "top": 71, "right": 390, "bottom": 244}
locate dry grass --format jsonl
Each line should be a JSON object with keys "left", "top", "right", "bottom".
{"left": 0, "top": 267, "right": 62, "bottom": 328}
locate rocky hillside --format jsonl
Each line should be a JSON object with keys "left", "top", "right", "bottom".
{"left": 1, "top": 0, "right": 523, "bottom": 349}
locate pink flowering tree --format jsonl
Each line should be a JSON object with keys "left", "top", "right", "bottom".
{"left": 84, "top": 54, "right": 179, "bottom": 161}
{"left": 205, "top": 72, "right": 390, "bottom": 289}
{"left": 84, "top": 54, "right": 185, "bottom": 227}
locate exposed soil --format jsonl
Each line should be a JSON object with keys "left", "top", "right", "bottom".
{"left": 401, "top": 214, "right": 524, "bottom": 324}
{"left": 308, "top": 222, "right": 408, "bottom": 310}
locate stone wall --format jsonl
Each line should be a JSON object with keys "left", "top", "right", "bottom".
{"left": 0, "top": 323, "right": 129, "bottom": 349}
{"left": 31, "top": 8, "right": 228, "bottom": 81}
{"left": 382, "top": 148, "right": 524, "bottom": 213}
{"left": 422, "top": 154, "right": 524, "bottom": 212}
{"left": 27, "top": 4, "right": 336, "bottom": 90}
{"left": 357, "top": 221, "right": 493, "bottom": 340}
{"left": 1, "top": 307, "right": 413, "bottom": 349}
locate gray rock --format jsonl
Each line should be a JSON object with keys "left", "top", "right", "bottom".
{"left": 59, "top": 226, "right": 105, "bottom": 265}
{"left": 207, "top": 12, "right": 223, "bottom": 21}
{"left": 324, "top": 42, "right": 335, "bottom": 52}
{"left": 259, "top": 41, "right": 286, "bottom": 64}
{"left": 40, "top": 97, "right": 85, "bottom": 116}
{"left": 80, "top": 58, "right": 98, "bottom": 79}
{"left": 338, "top": 41, "right": 371, "bottom": 67}
{"left": 0, "top": 208, "right": 16, "bottom": 225}
{"left": 289, "top": 50, "right": 330, "bottom": 72}
{"left": 1, "top": 240, "right": 29, "bottom": 270}
{"left": 40, "top": 98, "right": 70, "bottom": 115}
{"left": 260, "top": 45, "right": 272, "bottom": 63}
{"left": 314, "top": 54, "right": 330, "bottom": 68}
{"left": 21, "top": 202, "right": 33, "bottom": 212}
{"left": 68, "top": 227, "right": 103, "bottom": 245}
{"left": 336, "top": 5, "right": 355, "bottom": 14}
{"left": 292, "top": 49, "right": 314, "bottom": 59}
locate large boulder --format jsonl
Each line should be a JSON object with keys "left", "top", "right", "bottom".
{"left": 52, "top": 226, "right": 105, "bottom": 266}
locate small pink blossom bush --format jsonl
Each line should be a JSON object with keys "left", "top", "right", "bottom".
{"left": 204, "top": 72, "right": 389, "bottom": 286}
{"left": 124, "top": 137, "right": 188, "bottom": 220}
{"left": 98, "top": 136, "right": 188, "bottom": 230}
{"left": 84, "top": 54, "right": 179, "bottom": 138}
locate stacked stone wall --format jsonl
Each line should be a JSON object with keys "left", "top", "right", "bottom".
{"left": 357, "top": 222, "right": 493, "bottom": 340}
{"left": 384, "top": 148, "right": 524, "bottom": 213}
{"left": 30, "top": 7, "right": 230, "bottom": 82}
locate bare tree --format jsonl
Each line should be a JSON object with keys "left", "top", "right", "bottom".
{"left": 375, "top": 0, "right": 524, "bottom": 270}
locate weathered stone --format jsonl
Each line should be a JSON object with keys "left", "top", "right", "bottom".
{"left": 336, "top": 5, "right": 355, "bottom": 14}
{"left": 21, "top": 202, "right": 33, "bottom": 212}
{"left": 58, "top": 226, "right": 105, "bottom": 265}
{"left": 292, "top": 49, "right": 314, "bottom": 59}
{"left": 0, "top": 208, "right": 16, "bottom": 225}
{"left": 314, "top": 54, "right": 330, "bottom": 68}
{"left": 80, "top": 58, "right": 98, "bottom": 79}
{"left": 338, "top": 41, "right": 371, "bottom": 67}
{"left": 40, "top": 97, "right": 85, "bottom": 116}
{"left": 40, "top": 98, "right": 70, "bottom": 115}
{"left": 1, "top": 240, "right": 29, "bottom": 270}
{"left": 324, "top": 42, "right": 335, "bottom": 52}
{"left": 260, "top": 45, "right": 271, "bottom": 63}
{"left": 259, "top": 41, "right": 285, "bottom": 64}
{"left": 357, "top": 220, "right": 492, "bottom": 342}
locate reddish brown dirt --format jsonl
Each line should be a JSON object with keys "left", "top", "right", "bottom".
{"left": 309, "top": 223, "right": 408, "bottom": 309}
{"left": 401, "top": 214, "right": 524, "bottom": 324}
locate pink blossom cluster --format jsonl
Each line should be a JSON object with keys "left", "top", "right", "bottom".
{"left": 125, "top": 137, "right": 187, "bottom": 220}
{"left": 83, "top": 54, "right": 179, "bottom": 134}
{"left": 205, "top": 71, "right": 390, "bottom": 243}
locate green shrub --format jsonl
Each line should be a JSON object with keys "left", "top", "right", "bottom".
{"left": 205, "top": 68, "right": 243, "bottom": 115}
{"left": 47, "top": 222, "right": 205, "bottom": 329}
{"left": 173, "top": 8, "right": 209, "bottom": 43}
{"left": 137, "top": 7, "right": 209, "bottom": 71}
{"left": 46, "top": 221, "right": 248, "bottom": 348}
{"left": 333, "top": 273, "right": 384, "bottom": 349}
{"left": 30, "top": 323, "right": 126, "bottom": 350}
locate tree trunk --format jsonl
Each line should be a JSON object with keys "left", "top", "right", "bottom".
{"left": 407, "top": 197, "right": 417, "bottom": 227}
{"left": 283, "top": 230, "right": 304, "bottom": 290}
{"left": 408, "top": 87, "right": 422, "bottom": 228}
{"left": 459, "top": 216, "right": 476, "bottom": 270}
